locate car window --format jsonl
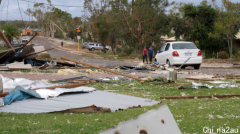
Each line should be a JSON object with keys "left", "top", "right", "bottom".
{"left": 165, "top": 43, "right": 170, "bottom": 51}
{"left": 99, "top": 45, "right": 102, "bottom": 47}
{"left": 160, "top": 44, "right": 166, "bottom": 52}
{"left": 96, "top": 44, "right": 99, "bottom": 46}
{"left": 89, "top": 44, "right": 94, "bottom": 46}
{"left": 172, "top": 43, "right": 197, "bottom": 49}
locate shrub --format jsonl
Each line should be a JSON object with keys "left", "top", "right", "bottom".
{"left": 123, "top": 46, "right": 134, "bottom": 56}
{"left": 116, "top": 47, "right": 122, "bottom": 54}
{"left": 234, "top": 51, "right": 240, "bottom": 59}
{"left": 218, "top": 51, "right": 229, "bottom": 59}
{"left": 118, "top": 52, "right": 128, "bottom": 57}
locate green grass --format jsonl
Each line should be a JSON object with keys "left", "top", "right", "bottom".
{"left": 1, "top": 78, "right": 240, "bottom": 133}
{"left": 0, "top": 46, "right": 12, "bottom": 52}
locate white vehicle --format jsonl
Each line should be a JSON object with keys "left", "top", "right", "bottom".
{"left": 155, "top": 41, "right": 202, "bottom": 69}
{"left": 87, "top": 43, "right": 109, "bottom": 51}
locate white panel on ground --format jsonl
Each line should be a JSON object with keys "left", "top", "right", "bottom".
{"left": 0, "top": 90, "right": 159, "bottom": 113}
{"left": 100, "top": 104, "right": 182, "bottom": 134}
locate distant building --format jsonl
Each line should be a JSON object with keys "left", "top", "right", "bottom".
{"left": 21, "top": 28, "right": 44, "bottom": 36}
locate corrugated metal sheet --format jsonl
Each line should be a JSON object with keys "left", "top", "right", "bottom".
{"left": 0, "top": 90, "right": 159, "bottom": 113}
{"left": 100, "top": 104, "right": 182, "bottom": 134}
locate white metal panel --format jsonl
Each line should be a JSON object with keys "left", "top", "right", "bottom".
{"left": 100, "top": 104, "right": 182, "bottom": 134}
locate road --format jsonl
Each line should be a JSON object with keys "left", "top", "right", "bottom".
{"left": 32, "top": 36, "right": 138, "bottom": 68}
{"left": 31, "top": 36, "right": 240, "bottom": 75}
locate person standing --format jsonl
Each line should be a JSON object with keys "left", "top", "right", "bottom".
{"left": 142, "top": 46, "right": 148, "bottom": 64}
{"left": 61, "top": 41, "right": 63, "bottom": 47}
{"left": 148, "top": 46, "right": 154, "bottom": 64}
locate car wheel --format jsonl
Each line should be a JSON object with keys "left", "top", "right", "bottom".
{"left": 91, "top": 48, "right": 95, "bottom": 51}
{"left": 89, "top": 49, "right": 92, "bottom": 51}
{"left": 167, "top": 60, "right": 171, "bottom": 66}
{"left": 194, "top": 64, "right": 201, "bottom": 69}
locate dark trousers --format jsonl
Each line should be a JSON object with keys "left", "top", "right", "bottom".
{"left": 149, "top": 54, "right": 153, "bottom": 62}
{"left": 143, "top": 55, "right": 148, "bottom": 63}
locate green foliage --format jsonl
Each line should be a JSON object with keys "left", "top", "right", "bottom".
{"left": 1, "top": 24, "right": 19, "bottom": 43}
{"left": 118, "top": 52, "right": 128, "bottom": 57}
{"left": 218, "top": 51, "right": 229, "bottom": 59}
{"left": 123, "top": 46, "right": 134, "bottom": 56}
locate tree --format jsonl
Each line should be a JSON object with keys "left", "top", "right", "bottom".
{"left": 209, "top": 0, "right": 240, "bottom": 61}
{"left": 1, "top": 24, "right": 19, "bottom": 44}
{"left": 120, "top": 0, "right": 172, "bottom": 52}
{"left": 170, "top": 1, "right": 227, "bottom": 57}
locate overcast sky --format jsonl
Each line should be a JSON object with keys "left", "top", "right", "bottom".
{"left": 0, "top": 0, "right": 239, "bottom": 21}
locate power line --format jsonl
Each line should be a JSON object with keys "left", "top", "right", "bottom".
{"left": 0, "top": 0, "right": 6, "bottom": 25}
{"left": 6, "top": 0, "right": 9, "bottom": 21}
{"left": 17, "top": 0, "right": 26, "bottom": 30}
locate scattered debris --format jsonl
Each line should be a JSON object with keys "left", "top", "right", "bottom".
{"left": 145, "top": 77, "right": 175, "bottom": 85}
{"left": 160, "top": 94, "right": 240, "bottom": 99}
{"left": 61, "top": 57, "right": 144, "bottom": 81}
{"left": 186, "top": 77, "right": 214, "bottom": 81}
{"left": 100, "top": 104, "right": 182, "bottom": 134}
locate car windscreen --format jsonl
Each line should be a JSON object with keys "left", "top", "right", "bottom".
{"left": 172, "top": 43, "right": 197, "bottom": 49}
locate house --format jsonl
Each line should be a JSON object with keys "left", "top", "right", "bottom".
{"left": 22, "top": 28, "right": 44, "bottom": 36}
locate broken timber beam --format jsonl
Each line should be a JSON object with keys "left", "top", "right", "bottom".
{"left": 32, "top": 82, "right": 92, "bottom": 90}
{"left": 23, "top": 48, "right": 54, "bottom": 58}
{"left": 0, "top": 29, "right": 15, "bottom": 52}
{"left": 61, "top": 57, "right": 143, "bottom": 81}
{"left": 0, "top": 92, "right": 9, "bottom": 97}
{"left": 22, "top": 33, "right": 38, "bottom": 47}
{"left": 160, "top": 94, "right": 240, "bottom": 99}
{"left": 186, "top": 77, "right": 214, "bottom": 81}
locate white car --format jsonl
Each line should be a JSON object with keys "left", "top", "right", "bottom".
{"left": 155, "top": 41, "right": 202, "bottom": 69}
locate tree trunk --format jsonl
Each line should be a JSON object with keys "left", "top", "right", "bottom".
{"left": 230, "top": 38, "right": 233, "bottom": 61}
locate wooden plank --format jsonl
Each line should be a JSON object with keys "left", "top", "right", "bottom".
{"left": 61, "top": 57, "right": 144, "bottom": 81}
{"left": 22, "top": 33, "right": 38, "bottom": 47}
{"left": 186, "top": 77, "right": 214, "bottom": 81}
{"left": 24, "top": 48, "right": 54, "bottom": 58}
{"left": 0, "top": 92, "right": 9, "bottom": 97}
{"left": 160, "top": 94, "right": 240, "bottom": 99}
{"left": 32, "top": 82, "right": 92, "bottom": 90}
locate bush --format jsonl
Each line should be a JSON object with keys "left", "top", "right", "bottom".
{"left": 123, "top": 46, "right": 134, "bottom": 56}
{"left": 36, "top": 53, "right": 51, "bottom": 60}
{"left": 116, "top": 47, "right": 122, "bottom": 54}
{"left": 118, "top": 52, "right": 128, "bottom": 57}
{"left": 218, "top": 51, "right": 229, "bottom": 59}
{"left": 234, "top": 51, "right": 240, "bottom": 59}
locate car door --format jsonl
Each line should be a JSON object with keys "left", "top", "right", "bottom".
{"left": 95, "top": 44, "right": 99, "bottom": 50}
{"left": 156, "top": 44, "right": 166, "bottom": 64}
{"left": 162, "top": 43, "right": 171, "bottom": 64}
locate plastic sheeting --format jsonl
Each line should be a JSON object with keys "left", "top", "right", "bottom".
{"left": 0, "top": 74, "right": 55, "bottom": 92}
{"left": 192, "top": 82, "right": 238, "bottom": 89}
{"left": 3, "top": 86, "right": 41, "bottom": 105}
{"left": 36, "top": 87, "right": 96, "bottom": 99}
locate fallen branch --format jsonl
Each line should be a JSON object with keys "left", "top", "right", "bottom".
{"left": 160, "top": 94, "right": 240, "bottom": 99}
{"left": 61, "top": 57, "right": 143, "bottom": 81}
{"left": 0, "top": 29, "right": 15, "bottom": 52}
